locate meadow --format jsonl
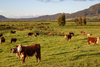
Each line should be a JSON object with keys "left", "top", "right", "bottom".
{"left": 0, "top": 21, "right": 100, "bottom": 67}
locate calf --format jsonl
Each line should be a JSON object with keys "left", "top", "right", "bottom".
{"left": 26, "top": 32, "right": 33, "bottom": 37}
{"left": 10, "top": 30, "right": 16, "bottom": 34}
{"left": 0, "top": 33, "right": 3, "bottom": 37}
{"left": 11, "top": 38, "right": 18, "bottom": 43}
{"left": 0, "top": 37, "right": 5, "bottom": 44}
{"left": 87, "top": 37, "right": 100, "bottom": 46}
{"left": 17, "top": 44, "right": 41, "bottom": 64}
{"left": 65, "top": 34, "right": 73, "bottom": 41}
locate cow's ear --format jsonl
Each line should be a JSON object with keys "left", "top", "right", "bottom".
{"left": 16, "top": 45, "right": 18, "bottom": 47}
{"left": 11, "top": 49, "right": 12, "bottom": 50}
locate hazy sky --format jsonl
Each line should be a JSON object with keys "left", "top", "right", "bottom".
{"left": 0, "top": 0, "right": 100, "bottom": 18}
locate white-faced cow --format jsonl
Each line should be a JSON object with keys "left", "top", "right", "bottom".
{"left": 65, "top": 34, "right": 74, "bottom": 41}
{"left": 87, "top": 37, "right": 100, "bottom": 46}
{"left": 17, "top": 44, "right": 41, "bottom": 64}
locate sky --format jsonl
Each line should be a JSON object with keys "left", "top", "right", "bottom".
{"left": 0, "top": 0, "right": 100, "bottom": 18}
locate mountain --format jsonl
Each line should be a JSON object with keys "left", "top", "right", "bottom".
{"left": 0, "top": 15, "right": 7, "bottom": 20}
{"left": 0, "top": 3, "right": 100, "bottom": 21}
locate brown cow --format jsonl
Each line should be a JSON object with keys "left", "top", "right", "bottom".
{"left": 69, "top": 32, "right": 74, "bottom": 36}
{"left": 17, "top": 44, "right": 41, "bottom": 64}
{"left": 0, "top": 33, "right": 3, "bottom": 37}
{"left": 83, "top": 33, "right": 92, "bottom": 36}
{"left": 87, "top": 37, "right": 100, "bottom": 46}
{"left": 26, "top": 32, "right": 33, "bottom": 37}
{"left": 0, "top": 37, "right": 5, "bottom": 44}
{"left": 10, "top": 30, "right": 16, "bottom": 34}
{"left": 11, "top": 38, "right": 18, "bottom": 43}
{"left": 65, "top": 34, "right": 74, "bottom": 41}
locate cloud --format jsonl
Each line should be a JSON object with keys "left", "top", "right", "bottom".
{"left": 0, "top": 10, "right": 5, "bottom": 13}
{"left": 8, "top": 14, "right": 44, "bottom": 18}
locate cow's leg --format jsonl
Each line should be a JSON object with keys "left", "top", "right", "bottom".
{"left": 21, "top": 52, "right": 26, "bottom": 64}
{"left": 88, "top": 42, "right": 90, "bottom": 46}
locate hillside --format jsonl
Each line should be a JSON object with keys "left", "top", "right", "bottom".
{"left": 0, "top": 3, "right": 100, "bottom": 21}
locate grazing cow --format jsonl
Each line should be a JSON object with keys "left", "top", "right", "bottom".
{"left": 11, "top": 45, "right": 29, "bottom": 59}
{"left": 17, "top": 44, "right": 41, "bottom": 64}
{"left": 0, "top": 37, "right": 5, "bottom": 44}
{"left": 19, "top": 29, "right": 23, "bottom": 31}
{"left": 30, "top": 29, "right": 32, "bottom": 30}
{"left": 65, "top": 34, "right": 73, "bottom": 41}
{"left": 69, "top": 32, "right": 74, "bottom": 36}
{"left": 10, "top": 30, "right": 16, "bottom": 34}
{"left": 83, "top": 33, "right": 92, "bottom": 36}
{"left": 11, "top": 38, "right": 18, "bottom": 43}
{"left": 26, "top": 32, "right": 33, "bottom": 37}
{"left": 0, "top": 33, "right": 3, "bottom": 37}
{"left": 11, "top": 47, "right": 20, "bottom": 59}
{"left": 87, "top": 37, "right": 100, "bottom": 46}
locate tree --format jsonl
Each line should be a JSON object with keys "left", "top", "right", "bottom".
{"left": 74, "top": 16, "right": 79, "bottom": 25}
{"left": 57, "top": 16, "right": 61, "bottom": 26}
{"left": 57, "top": 13, "right": 66, "bottom": 26}
{"left": 78, "top": 16, "right": 82, "bottom": 25}
{"left": 82, "top": 16, "right": 87, "bottom": 25}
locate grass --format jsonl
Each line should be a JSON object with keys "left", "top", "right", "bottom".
{"left": 0, "top": 21, "right": 100, "bottom": 67}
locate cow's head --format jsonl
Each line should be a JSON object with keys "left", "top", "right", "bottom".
{"left": 11, "top": 48, "right": 18, "bottom": 53}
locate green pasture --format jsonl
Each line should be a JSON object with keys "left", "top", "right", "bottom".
{"left": 0, "top": 21, "right": 100, "bottom": 67}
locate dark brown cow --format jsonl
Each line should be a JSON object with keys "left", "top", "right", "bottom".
{"left": 0, "top": 33, "right": 3, "bottom": 37}
{"left": 65, "top": 34, "right": 73, "bottom": 41}
{"left": 81, "top": 31, "right": 85, "bottom": 33}
{"left": 0, "top": 37, "right": 5, "bottom": 44}
{"left": 87, "top": 37, "right": 100, "bottom": 46}
{"left": 11, "top": 38, "right": 18, "bottom": 43}
{"left": 10, "top": 30, "right": 16, "bottom": 34}
{"left": 17, "top": 44, "right": 41, "bottom": 64}
{"left": 26, "top": 32, "right": 33, "bottom": 37}
{"left": 69, "top": 32, "right": 74, "bottom": 36}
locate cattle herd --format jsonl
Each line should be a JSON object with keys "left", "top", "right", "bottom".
{"left": 0, "top": 28, "right": 100, "bottom": 64}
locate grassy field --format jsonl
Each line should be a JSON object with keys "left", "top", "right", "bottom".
{"left": 0, "top": 21, "right": 100, "bottom": 67}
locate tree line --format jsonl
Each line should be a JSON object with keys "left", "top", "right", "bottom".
{"left": 57, "top": 13, "right": 87, "bottom": 26}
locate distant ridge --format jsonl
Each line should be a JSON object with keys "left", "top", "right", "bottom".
{"left": 0, "top": 3, "right": 100, "bottom": 21}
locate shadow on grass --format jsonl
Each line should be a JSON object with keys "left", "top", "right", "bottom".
{"left": 70, "top": 53, "right": 100, "bottom": 61}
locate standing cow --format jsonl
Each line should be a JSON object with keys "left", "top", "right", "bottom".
{"left": 17, "top": 44, "right": 41, "bottom": 64}
{"left": 0, "top": 37, "right": 5, "bottom": 44}
{"left": 11, "top": 38, "right": 18, "bottom": 43}
{"left": 87, "top": 37, "right": 100, "bottom": 46}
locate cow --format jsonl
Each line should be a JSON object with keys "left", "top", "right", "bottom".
{"left": 19, "top": 29, "right": 23, "bottom": 31}
{"left": 11, "top": 38, "right": 18, "bottom": 43}
{"left": 65, "top": 34, "right": 74, "bottom": 41}
{"left": 0, "top": 37, "right": 5, "bottom": 44}
{"left": 69, "top": 32, "right": 74, "bottom": 36}
{"left": 10, "top": 30, "right": 16, "bottom": 34}
{"left": 11, "top": 45, "right": 29, "bottom": 59}
{"left": 0, "top": 33, "right": 3, "bottom": 37}
{"left": 87, "top": 37, "right": 100, "bottom": 46}
{"left": 26, "top": 32, "right": 33, "bottom": 37}
{"left": 17, "top": 44, "right": 41, "bottom": 64}
{"left": 11, "top": 47, "right": 20, "bottom": 59}
{"left": 83, "top": 33, "right": 92, "bottom": 36}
